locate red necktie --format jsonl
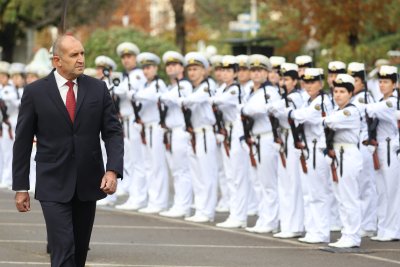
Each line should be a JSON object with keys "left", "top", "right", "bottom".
{"left": 65, "top": 80, "right": 76, "bottom": 123}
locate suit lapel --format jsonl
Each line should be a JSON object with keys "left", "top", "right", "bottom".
{"left": 75, "top": 75, "right": 87, "bottom": 120}
{"left": 45, "top": 71, "right": 73, "bottom": 128}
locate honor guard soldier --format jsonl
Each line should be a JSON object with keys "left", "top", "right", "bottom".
{"left": 113, "top": 42, "right": 148, "bottom": 211}
{"left": 348, "top": 62, "right": 378, "bottom": 237}
{"left": 270, "top": 63, "right": 305, "bottom": 238}
{"left": 182, "top": 52, "right": 218, "bottom": 223}
{"left": 212, "top": 55, "right": 250, "bottom": 228}
{"left": 1, "top": 61, "right": 19, "bottom": 189}
{"left": 327, "top": 61, "right": 346, "bottom": 107}
{"left": 286, "top": 67, "right": 333, "bottom": 243}
{"left": 132, "top": 52, "right": 169, "bottom": 214}
{"left": 323, "top": 74, "right": 363, "bottom": 248}
{"left": 158, "top": 51, "right": 193, "bottom": 218}
{"left": 210, "top": 55, "right": 230, "bottom": 213}
{"left": 0, "top": 61, "right": 12, "bottom": 188}
{"left": 243, "top": 54, "right": 281, "bottom": 234}
{"left": 95, "top": 55, "right": 122, "bottom": 207}
{"left": 25, "top": 63, "right": 51, "bottom": 84}
{"left": 365, "top": 65, "right": 400, "bottom": 241}
{"left": 295, "top": 55, "right": 313, "bottom": 101}
{"left": 269, "top": 56, "right": 286, "bottom": 87}
{"left": 236, "top": 55, "right": 254, "bottom": 100}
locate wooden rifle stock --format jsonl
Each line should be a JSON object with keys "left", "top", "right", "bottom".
{"left": 269, "top": 114, "right": 286, "bottom": 168}
{"left": 220, "top": 128, "right": 230, "bottom": 157}
{"left": 328, "top": 150, "right": 338, "bottom": 183}
{"left": 247, "top": 138, "right": 257, "bottom": 167}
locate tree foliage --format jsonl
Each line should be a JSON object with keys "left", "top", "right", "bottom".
{"left": 84, "top": 27, "right": 178, "bottom": 78}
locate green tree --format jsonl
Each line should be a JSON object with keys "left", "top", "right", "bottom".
{"left": 84, "top": 27, "right": 178, "bottom": 79}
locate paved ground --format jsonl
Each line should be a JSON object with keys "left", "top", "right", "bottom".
{"left": 1, "top": 188, "right": 400, "bottom": 267}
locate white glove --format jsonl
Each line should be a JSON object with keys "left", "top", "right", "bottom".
{"left": 396, "top": 110, "right": 400, "bottom": 120}
{"left": 366, "top": 145, "right": 376, "bottom": 155}
{"left": 133, "top": 122, "right": 143, "bottom": 132}
{"left": 324, "top": 155, "right": 333, "bottom": 166}
{"left": 241, "top": 139, "right": 250, "bottom": 153}
{"left": 215, "top": 133, "right": 225, "bottom": 144}
{"left": 127, "top": 90, "right": 135, "bottom": 101}
{"left": 272, "top": 142, "right": 281, "bottom": 152}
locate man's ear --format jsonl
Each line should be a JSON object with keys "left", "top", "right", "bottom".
{"left": 53, "top": 56, "right": 61, "bottom": 67}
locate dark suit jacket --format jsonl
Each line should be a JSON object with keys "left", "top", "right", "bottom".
{"left": 12, "top": 71, "right": 124, "bottom": 202}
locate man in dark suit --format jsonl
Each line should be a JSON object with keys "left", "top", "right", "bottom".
{"left": 12, "top": 34, "right": 124, "bottom": 267}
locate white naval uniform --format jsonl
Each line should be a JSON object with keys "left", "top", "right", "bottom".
{"left": 243, "top": 84, "right": 281, "bottom": 230}
{"left": 182, "top": 79, "right": 218, "bottom": 219}
{"left": 1, "top": 84, "right": 19, "bottom": 188}
{"left": 159, "top": 78, "right": 193, "bottom": 213}
{"left": 240, "top": 80, "right": 258, "bottom": 215}
{"left": 214, "top": 83, "right": 230, "bottom": 212}
{"left": 213, "top": 82, "right": 250, "bottom": 222}
{"left": 114, "top": 68, "right": 147, "bottom": 207}
{"left": 271, "top": 88, "right": 305, "bottom": 234}
{"left": 351, "top": 90, "right": 377, "bottom": 233}
{"left": 290, "top": 92, "right": 333, "bottom": 242}
{"left": 135, "top": 78, "right": 169, "bottom": 210}
{"left": 366, "top": 96, "right": 400, "bottom": 239}
{"left": 324, "top": 104, "right": 363, "bottom": 246}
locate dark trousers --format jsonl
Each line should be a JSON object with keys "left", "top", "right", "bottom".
{"left": 40, "top": 194, "right": 96, "bottom": 267}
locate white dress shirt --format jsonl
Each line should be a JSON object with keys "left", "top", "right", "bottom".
{"left": 54, "top": 70, "right": 78, "bottom": 104}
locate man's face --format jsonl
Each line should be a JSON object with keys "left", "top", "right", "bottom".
{"left": 268, "top": 69, "right": 280, "bottom": 85}
{"left": 143, "top": 65, "right": 158, "bottom": 81}
{"left": 250, "top": 68, "right": 267, "bottom": 85}
{"left": 333, "top": 86, "right": 352, "bottom": 108}
{"left": 121, "top": 53, "right": 137, "bottom": 71}
{"left": 11, "top": 74, "right": 25, "bottom": 88}
{"left": 213, "top": 67, "right": 223, "bottom": 83}
{"left": 305, "top": 80, "right": 323, "bottom": 98}
{"left": 26, "top": 73, "right": 39, "bottom": 85}
{"left": 353, "top": 77, "right": 364, "bottom": 94}
{"left": 187, "top": 65, "right": 205, "bottom": 85}
{"left": 237, "top": 67, "right": 250, "bottom": 84}
{"left": 0, "top": 73, "right": 9, "bottom": 86}
{"left": 283, "top": 76, "right": 297, "bottom": 92}
{"left": 53, "top": 36, "right": 85, "bottom": 80}
{"left": 165, "top": 62, "right": 184, "bottom": 79}
{"left": 379, "top": 79, "right": 395, "bottom": 97}
{"left": 221, "top": 68, "right": 236, "bottom": 84}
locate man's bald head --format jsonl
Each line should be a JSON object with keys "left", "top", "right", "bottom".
{"left": 52, "top": 34, "right": 85, "bottom": 80}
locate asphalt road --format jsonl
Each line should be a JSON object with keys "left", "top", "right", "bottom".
{"left": 1, "top": 188, "right": 400, "bottom": 267}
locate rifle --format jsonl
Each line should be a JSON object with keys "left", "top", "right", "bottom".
{"left": 283, "top": 85, "right": 308, "bottom": 173}
{"left": 213, "top": 103, "right": 230, "bottom": 157}
{"left": 155, "top": 76, "right": 171, "bottom": 152}
{"left": 179, "top": 78, "right": 196, "bottom": 154}
{"left": 362, "top": 71, "right": 380, "bottom": 170}
{"left": 241, "top": 111, "right": 257, "bottom": 167}
{"left": 0, "top": 99, "right": 13, "bottom": 139}
{"left": 270, "top": 83, "right": 286, "bottom": 167}
{"left": 321, "top": 91, "right": 338, "bottom": 182}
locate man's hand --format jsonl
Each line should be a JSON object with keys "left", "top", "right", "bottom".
{"left": 100, "top": 171, "right": 118, "bottom": 195}
{"left": 15, "top": 192, "right": 31, "bottom": 212}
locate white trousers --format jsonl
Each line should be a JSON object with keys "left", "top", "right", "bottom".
{"left": 217, "top": 144, "right": 230, "bottom": 209}
{"left": 300, "top": 138, "right": 331, "bottom": 242}
{"left": 277, "top": 131, "right": 304, "bottom": 233}
{"left": 189, "top": 128, "right": 218, "bottom": 219}
{"left": 165, "top": 128, "right": 193, "bottom": 212}
{"left": 331, "top": 145, "right": 363, "bottom": 245}
{"left": 222, "top": 121, "right": 250, "bottom": 221}
{"left": 358, "top": 145, "right": 378, "bottom": 232}
{"left": 124, "top": 122, "right": 148, "bottom": 207}
{"left": 1, "top": 123, "right": 13, "bottom": 187}
{"left": 375, "top": 139, "right": 400, "bottom": 239}
{"left": 143, "top": 124, "right": 169, "bottom": 210}
{"left": 251, "top": 133, "right": 279, "bottom": 229}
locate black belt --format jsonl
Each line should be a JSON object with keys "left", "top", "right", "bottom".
{"left": 312, "top": 139, "right": 317, "bottom": 170}
{"left": 386, "top": 137, "right": 391, "bottom": 166}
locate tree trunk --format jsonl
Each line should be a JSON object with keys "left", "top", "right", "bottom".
{"left": 170, "top": 0, "right": 186, "bottom": 54}
{"left": 0, "top": 24, "right": 17, "bottom": 62}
